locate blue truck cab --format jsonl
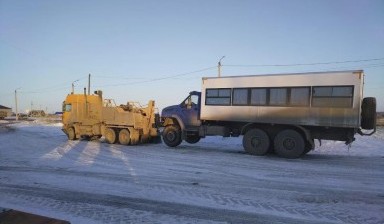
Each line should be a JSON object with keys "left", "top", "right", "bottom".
{"left": 161, "top": 91, "right": 202, "bottom": 147}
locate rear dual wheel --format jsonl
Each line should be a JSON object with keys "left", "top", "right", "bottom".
{"left": 106, "top": 128, "right": 132, "bottom": 145}
{"left": 274, "top": 129, "right": 305, "bottom": 159}
{"left": 118, "top": 129, "right": 131, "bottom": 145}
{"left": 105, "top": 128, "right": 118, "bottom": 144}
{"left": 243, "top": 128, "right": 306, "bottom": 158}
{"left": 243, "top": 129, "right": 270, "bottom": 156}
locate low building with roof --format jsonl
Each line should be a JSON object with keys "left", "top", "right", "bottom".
{"left": 0, "top": 105, "right": 12, "bottom": 119}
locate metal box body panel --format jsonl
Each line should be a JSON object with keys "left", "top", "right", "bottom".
{"left": 201, "top": 71, "right": 363, "bottom": 128}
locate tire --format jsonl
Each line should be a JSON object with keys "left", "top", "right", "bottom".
{"left": 185, "top": 135, "right": 201, "bottom": 144}
{"left": 118, "top": 129, "right": 130, "bottom": 145}
{"left": 129, "top": 129, "right": 140, "bottom": 145}
{"left": 242, "top": 128, "right": 270, "bottom": 156}
{"left": 274, "top": 129, "right": 305, "bottom": 159}
{"left": 361, "top": 97, "right": 376, "bottom": 130}
{"left": 105, "top": 128, "right": 117, "bottom": 144}
{"left": 162, "top": 125, "right": 182, "bottom": 147}
{"left": 67, "top": 127, "right": 77, "bottom": 140}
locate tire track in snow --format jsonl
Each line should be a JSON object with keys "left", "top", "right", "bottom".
{"left": 1, "top": 165, "right": 383, "bottom": 224}
{"left": 143, "top": 183, "right": 383, "bottom": 224}
{"left": 0, "top": 184, "right": 310, "bottom": 224}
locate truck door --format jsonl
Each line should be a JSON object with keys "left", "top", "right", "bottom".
{"left": 62, "top": 101, "right": 73, "bottom": 125}
{"left": 180, "top": 93, "right": 201, "bottom": 128}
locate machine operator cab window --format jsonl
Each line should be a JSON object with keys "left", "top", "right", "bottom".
{"left": 181, "top": 94, "right": 199, "bottom": 109}
{"left": 62, "top": 102, "right": 72, "bottom": 112}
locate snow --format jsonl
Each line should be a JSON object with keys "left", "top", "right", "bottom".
{"left": 0, "top": 121, "right": 383, "bottom": 223}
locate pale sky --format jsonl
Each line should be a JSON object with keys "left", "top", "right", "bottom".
{"left": 1, "top": 0, "right": 383, "bottom": 112}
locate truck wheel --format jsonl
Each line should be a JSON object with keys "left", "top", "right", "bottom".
{"left": 185, "top": 135, "right": 201, "bottom": 144}
{"left": 242, "top": 128, "right": 270, "bottom": 156}
{"left": 67, "top": 127, "right": 77, "bottom": 140}
{"left": 129, "top": 129, "right": 140, "bottom": 145}
{"left": 361, "top": 97, "right": 376, "bottom": 130}
{"left": 274, "top": 129, "right": 305, "bottom": 159}
{"left": 162, "top": 125, "right": 182, "bottom": 147}
{"left": 105, "top": 128, "right": 117, "bottom": 144}
{"left": 118, "top": 129, "right": 130, "bottom": 145}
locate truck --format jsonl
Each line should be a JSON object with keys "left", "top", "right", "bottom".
{"left": 62, "top": 89, "right": 160, "bottom": 145}
{"left": 161, "top": 70, "right": 377, "bottom": 158}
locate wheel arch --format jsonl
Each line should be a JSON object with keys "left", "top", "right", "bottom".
{"left": 241, "top": 123, "right": 270, "bottom": 135}
{"left": 65, "top": 123, "right": 79, "bottom": 138}
{"left": 291, "top": 125, "right": 314, "bottom": 149}
{"left": 162, "top": 115, "right": 185, "bottom": 130}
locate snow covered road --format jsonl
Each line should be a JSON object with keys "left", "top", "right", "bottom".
{"left": 1, "top": 121, "right": 383, "bottom": 223}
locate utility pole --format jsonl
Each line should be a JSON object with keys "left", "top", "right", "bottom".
{"left": 14, "top": 88, "right": 20, "bottom": 121}
{"left": 218, "top": 56, "right": 225, "bottom": 78}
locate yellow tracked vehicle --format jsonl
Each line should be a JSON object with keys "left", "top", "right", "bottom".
{"left": 62, "top": 89, "right": 160, "bottom": 145}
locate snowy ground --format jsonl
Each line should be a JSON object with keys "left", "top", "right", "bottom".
{"left": 0, "top": 121, "right": 383, "bottom": 224}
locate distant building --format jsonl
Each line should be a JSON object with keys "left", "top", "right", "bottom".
{"left": 0, "top": 105, "right": 12, "bottom": 119}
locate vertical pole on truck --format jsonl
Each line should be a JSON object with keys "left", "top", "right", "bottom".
{"left": 71, "top": 79, "right": 79, "bottom": 94}
{"left": 88, "top": 73, "right": 91, "bottom": 95}
{"left": 84, "top": 87, "right": 88, "bottom": 116}
{"left": 218, "top": 56, "right": 225, "bottom": 78}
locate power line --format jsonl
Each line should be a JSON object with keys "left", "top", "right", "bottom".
{"left": 3, "top": 58, "right": 383, "bottom": 95}
{"left": 19, "top": 76, "right": 87, "bottom": 94}
{"left": 20, "top": 86, "right": 69, "bottom": 94}
{"left": 245, "top": 64, "right": 384, "bottom": 77}
{"left": 224, "top": 57, "right": 384, "bottom": 67}
{"left": 303, "top": 63, "right": 384, "bottom": 73}
{"left": 368, "top": 86, "right": 384, "bottom": 90}
{"left": 94, "top": 66, "right": 217, "bottom": 88}
{"left": 2, "top": 66, "right": 216, "bottom": 96}
{"left": 93, "top": 75, "right": 147, "bottom": 80}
